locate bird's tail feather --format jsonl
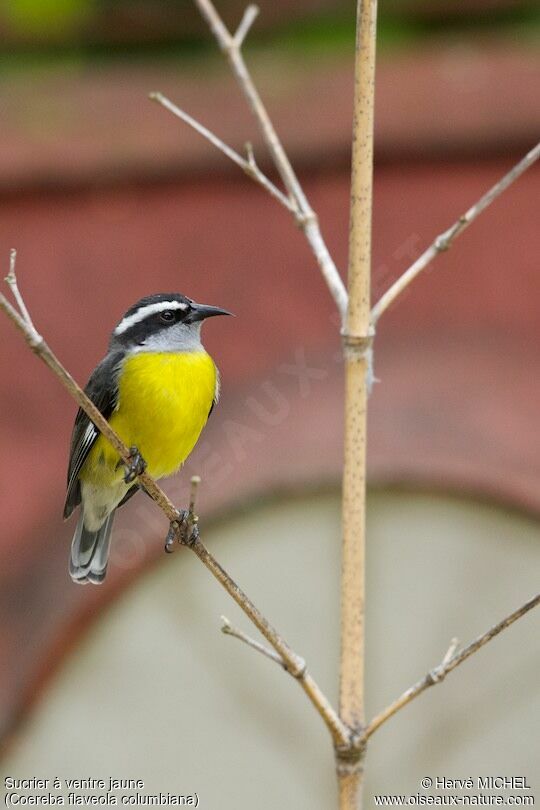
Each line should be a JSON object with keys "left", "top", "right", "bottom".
{"left": 70, "top": 511, "right": 115, "bottom": 585}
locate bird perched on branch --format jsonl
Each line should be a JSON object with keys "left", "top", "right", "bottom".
{"left": 64, "top": 292, "right": 231, "bottom": 584}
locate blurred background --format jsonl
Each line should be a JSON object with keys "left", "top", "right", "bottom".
{"left": 0, "top": 0, "right": 539, "bottom": 806}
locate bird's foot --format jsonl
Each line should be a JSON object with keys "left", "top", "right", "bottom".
{"left": 164, "top": 509, "right": 199, "bottom": 553}
{"left": 123, "top": 446, "right": 147, "bottom": 484}
{"left": 164, "top": 510, "right": 187, "bottom": 553}
{"left": 184, "top": 519, "right": 200, "bottom": 548}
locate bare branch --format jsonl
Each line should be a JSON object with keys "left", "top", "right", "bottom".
{"left": 364, "top": 592, "right": 540, "bottom": 740}
{"left": 181, "top": 0, "right": 348, "bottom": 318}
{"left": 149, "top": 92, "right": 295, "bottom": 213}
{"left": 4, "top": 250, "right": 42, "bottom": 345}
{"left": 234, "top": 4, "right": 259, "bottom": 47}
{"left": 221, "top": 616, "right": 286, "bottom": 669}
{"left": 220, "top": 609, "right": 357, "bottom": 751}
{"left": 188, "top": 530, "right": 352, "bottom": 748}
{"left": 0, "top": 264, "right": 350, "bottom": 751}
{"left": 371, "top": 141, "right": 540, "bottom": 323}
{"left": 195, "top": 0, "right": 308, "bottom": 211}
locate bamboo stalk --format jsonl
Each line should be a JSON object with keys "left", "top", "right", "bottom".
{"left": 338, "top": 0, "right": 378, "bottom": 806}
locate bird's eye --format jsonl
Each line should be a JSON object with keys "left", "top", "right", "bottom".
{"left": 159, "top": 310, "right": 175, "bottom": 323}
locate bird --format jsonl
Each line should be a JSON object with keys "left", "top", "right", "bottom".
{"left": 64, "top": 292, "right": 231, "bottom": 584}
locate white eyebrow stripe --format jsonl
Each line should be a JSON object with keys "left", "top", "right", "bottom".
{"left": 114, "top": 300, "right": 188, "bottom": 335}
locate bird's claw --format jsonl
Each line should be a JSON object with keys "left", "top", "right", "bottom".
{"left": 164, "top": 510, "right": 187, "bottom": 553}
{"left": 184, "top": 520, "right": 200, "bottom": 547}
{"left": 123, "top": 446, "right": 147, "bottom": 484}
{"left": 164, "top": 509, "right": 199, "bottom": 553}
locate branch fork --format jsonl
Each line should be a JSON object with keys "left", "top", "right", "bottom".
{"left": 221, "top": 616, "right": 308, "bottom": 679}
{"left": 4, "top": 250, "right": 43, "bottom": 348}
{"left": 428, "top": 637, "right": 459, "bottom": 684}
{"left": 233, "top": 4, "right": 259, "bottom": 48}
{"left": 363, "top": 595, "right": 540, "bottom": 741}
{"left": 152, "top": 0, "right": 348, "bottom": 320}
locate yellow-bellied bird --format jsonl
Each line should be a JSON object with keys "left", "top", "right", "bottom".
{"left": 64, "top": 293, "right": 231, "bottom": 584}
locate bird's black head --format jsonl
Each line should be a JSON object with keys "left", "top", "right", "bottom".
{"left": 110, "top": 292, "right": 232, "bottom": 351}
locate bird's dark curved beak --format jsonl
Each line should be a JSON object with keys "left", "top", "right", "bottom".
{"left": 186, "top": 303, "right": 234, "bottom": 324}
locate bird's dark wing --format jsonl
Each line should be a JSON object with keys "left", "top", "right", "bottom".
{"left": 208, "top": 365, "right": 220, "bottom": 418}
{"left": 63, "top": 351, "right": 124, "bottom": 519}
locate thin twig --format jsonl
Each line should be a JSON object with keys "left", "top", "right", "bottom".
{"left": 5, "top": 251, "right": 41, "bottom": 344}
{"left": 188, "top": 474, "right": 201, "bottom": 518}
{"left": 165, "top": 0, "right": 348, "bottom": 317}
{"left": 234, "top": 4, "right": 259, "bottom": 47}
{"left": 371, "top": 141, "right": 540, "bottom": 323}
{"left": 364, "top": 592, "right": 540, "bottom": 740}
{"left": 440, "top": 637, "right": 459, "bottom": 668}
{"left": 221, "top": 615, "right": 286, "bottom": 669}
{"left": 149, "top": 92, "right": 295, "bottom": 213}
{"left": 0, "top": 261, "right": 350, "bottom": 751}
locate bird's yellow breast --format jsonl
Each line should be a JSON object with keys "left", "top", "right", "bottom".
{"left": 82, "top": 351, "right": 217, "bottom": 484}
